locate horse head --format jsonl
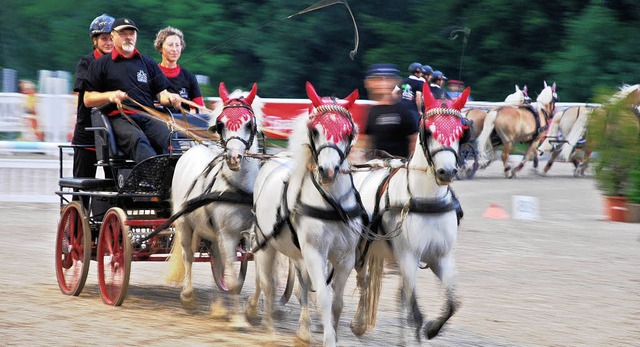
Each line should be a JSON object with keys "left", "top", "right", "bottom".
{"left": 304, "top": 81, "right": 359, "bottom": 185}
{"left": 210, "top": 82, "right": 260, "bottom": 171}
{"left": 538, "top": 81, "right": 558, "bottom": 119}
{"left": 505, "top": 84, "right": 530, "bottom": 105}
{"left": 616, "top": 84, "right": 640, "bottom": 117}
{"left": 421, "top": 82, "right": 471, "bottom": 185}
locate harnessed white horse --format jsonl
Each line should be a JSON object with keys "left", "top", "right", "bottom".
{"left": 350, "top": 83, "right": 471, "bottom": 342}
{"left": 167, "top": 82, "right": 262, "bottom": 325}
{"left": 248, "top": 82, "right": 365, "bottom": 346}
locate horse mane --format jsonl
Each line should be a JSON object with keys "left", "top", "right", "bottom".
{"left": 611, "top": 84, "right": 640, "bottom": 102}
{"left": 209, "top": 89, "right": 265, "bottom": 130}
{"left": 287, "top": 111, "right": 314, "bottom": 179}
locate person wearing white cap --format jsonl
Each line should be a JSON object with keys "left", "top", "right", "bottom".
{"left": 83, "top": 17, "right": 183, "bottom": 163}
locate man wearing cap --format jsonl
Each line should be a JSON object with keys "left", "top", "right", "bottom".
{"left": 393, "top": 62, "right": 424, "bottom": 123}
{"left": 429, "top": 70, "right": 449, "bottom": 100}
{"left": 446, "top": 80, "right": 466, "bottom": 99}
{"left": 357, "top": 64, "right": 418, "bottom": 160}
{"left": 83, "top": 17, "right": 182, "bottom": 163}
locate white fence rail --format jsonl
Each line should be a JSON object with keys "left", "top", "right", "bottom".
{"left": 0, "top": 158, "right": 72, "bottom": 203}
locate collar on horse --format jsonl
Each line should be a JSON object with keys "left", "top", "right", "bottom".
{"left": 253, "top": 169, "right": 367, "bottom": 252}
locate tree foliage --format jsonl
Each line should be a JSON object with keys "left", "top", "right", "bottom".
{"left": 1, "top": 0, "right": 638, "bottom": 101}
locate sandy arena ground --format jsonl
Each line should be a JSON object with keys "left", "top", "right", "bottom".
{"left": 0, "top": 161, "right": 638, "bottom": 346}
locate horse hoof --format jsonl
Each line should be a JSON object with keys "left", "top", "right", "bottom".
{"left": 209, "top": 300, "right": 228, "bottom": 320}
{"left": 230, "top": 314, "right": 250, "bottom": 330}
{"left": 424, "top": 320, "right": 443, "bottom": 340}
{"left": 296, "top": 330, "right": 312, "bottom": 344}
{"left": 245, "top": 305, "right": 259, "bottom": 321}
{"left": 349, "top": 320, "right": 367, "bottom": 336}
{"left": 180, "top": 290, "right": 195, "bottom": 307}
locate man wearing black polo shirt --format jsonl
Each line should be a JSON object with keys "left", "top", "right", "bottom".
{"left": 83, "top": 17, "right": 182, "bottom": 163}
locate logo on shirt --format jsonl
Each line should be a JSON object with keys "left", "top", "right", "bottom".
{"left": 136, "top": 70, "right": 148, "bottom": 83}
{"left": 401, "top": 84, "right": 414, "bottom": 101}
{"left": 179, "top": 88, "right": 188, "bottom": 98}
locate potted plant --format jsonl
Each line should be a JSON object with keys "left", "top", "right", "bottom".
{"left": 587, "top": 87, "right": 640, "bottom": 221}
{"left": 626, "top": 163, "right": 640, "bottom": 222}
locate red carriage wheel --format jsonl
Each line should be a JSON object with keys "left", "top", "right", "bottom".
{"left": 55, "top": 201, "right": 91, "bottom": 296}
{"left": 97, "top": 207, "right": 132, "bottom": 306}
{"left": 276, "top": 252, "right": 295, "bottom": 305}
{"left": 210, "top": 233, "right": 250, "bottom": 294}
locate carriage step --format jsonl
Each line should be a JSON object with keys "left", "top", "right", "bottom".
{"left": 58, "top": 177, "right": 116, "bottom": 190}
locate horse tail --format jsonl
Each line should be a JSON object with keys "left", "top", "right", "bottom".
{"left": 363, "top": 246, "right": 385, "bottom": 330}
{"left": 477, "top": 109, "right": 498, "bottom": 160}
{"left": 166, "top": 220, "right": 186, "bottom": 284}
{"left": 560, "top": 107, "right": 589, "bottom": 161}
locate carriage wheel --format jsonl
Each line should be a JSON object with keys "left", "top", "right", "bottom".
{"left": 210, "top": 233, "right": 250, "bottom": 294}
{"left": 97, "top": 207, "right": 132, "bottom": 306}
{"left": 55, "top": 202, "right": 91, "bottom": 296}
{"left": 276, "top": 252, "right": 296, "bottom": 305}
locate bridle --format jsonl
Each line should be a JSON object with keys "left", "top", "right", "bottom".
{"left": 418, "top": 107, "right": 464, "bottom": 167}
{"left": 306, "top": 103, "right": 356, "bottom": 168}
{"left": 214, "top": 98, "right": 258, "bottom": 151}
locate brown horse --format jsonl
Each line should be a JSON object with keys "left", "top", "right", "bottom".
{"left": 477, "top": 81, "right": 557, "bottom": 178}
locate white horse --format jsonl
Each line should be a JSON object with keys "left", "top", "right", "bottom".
{"left": 350, "top": 83, "right": 471, "bottom": 342}
{"left": 167, "top": 82, "right": 262, "bottom": 325}
{"left": 248, "top": 82, "right": 364, "bottom": 346}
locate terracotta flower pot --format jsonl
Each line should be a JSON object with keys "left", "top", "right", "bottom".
{"left": 625, "top": 202, "right": 640, "bottom": 223}
{"left": 603, "top": 196, "right": 628, "bottom": 222}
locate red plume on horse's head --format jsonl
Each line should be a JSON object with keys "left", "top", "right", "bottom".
{"left": 422, "top": 83, "right": 471, "bottom": 111}
{"left": 219, "top": 82, "right": 258, "bottom": 106}
{"left": 219, "top": 82, "right": 230, "bottom": 103}
{"left": 306, "top": 81, "right": 359, "bottom": 110}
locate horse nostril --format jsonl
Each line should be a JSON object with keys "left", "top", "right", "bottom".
{"left": 318, "top": 166, "right": 325, "bottom": 174}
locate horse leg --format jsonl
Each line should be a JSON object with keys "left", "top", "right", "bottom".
{"left": 179, "top": 226, "right": 196, "bottom": 306}
{"left": 303, "top": 248, "right": 336, "bottom": 347}
{"left": 544, "top": 148, "right": 561, "bottom": 174}
{"left": 296, "top": 269, "right": 312, "bottom": 344}
{"left": 330, "top": 256, "right": 355, "bottom": 335}
{"left": 501, "top": 143, "right": 513, "bottom": 177}
{"left": 350, "top": 256, "right": 369, "bottom": 335}
{"left": 579, "top": 149, "right": 592, "bottom": 176}
{"left": 424, "top": 254, "right": 459, "bottom": 340}
{"left": 221, "top": 229, "right": 248, "bottom": 328}
{"left": 397, "top": 253, "right": 423, "bottom": 342}
{"left": 247, "top": 244, "right": 277, "bottom": 334}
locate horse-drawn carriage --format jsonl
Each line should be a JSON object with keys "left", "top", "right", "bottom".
{"left": 54, "top": 88, "right": 294, "bottom": 307}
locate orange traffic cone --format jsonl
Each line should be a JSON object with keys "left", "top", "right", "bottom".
{"left": 482, "top": 203, "right": 510, "bottom": 219}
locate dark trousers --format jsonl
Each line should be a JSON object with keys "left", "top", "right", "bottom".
{"left": 72, "top": 146, "right": 112, "bottom": 217}
{"left": 109, "top": 113, "right": 172, "bottom": 162}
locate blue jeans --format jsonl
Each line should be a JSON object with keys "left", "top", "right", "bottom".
{"left": 109, "top": 113, "right": 172, "bottom": 163}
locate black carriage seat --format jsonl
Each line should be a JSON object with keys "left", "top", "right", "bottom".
{"left": 88, "top": 108, "right": 136, "bottom": 169}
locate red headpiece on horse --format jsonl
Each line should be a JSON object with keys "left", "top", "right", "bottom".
{"left": 217, "top": 82, "right": 257, "bottom": 131}
{"left": 305, "top": 81, "right": 358, "bottom": 143}
{"left": 422, "top": 83, "right": 471, "bottom": 147}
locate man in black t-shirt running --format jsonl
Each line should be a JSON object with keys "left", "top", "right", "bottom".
{"left": 359, "top": 64, "right": 418, "bottom": 160}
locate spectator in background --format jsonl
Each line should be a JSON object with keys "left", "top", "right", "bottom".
{"left": 356, "top": 64, "right": 418, "bottom": 160}
{"left": 154, "top": 26, "right": 204, "bottom": 113}
{"left": 72, "top": 13, "right": 115, "bottom": 181}
{"left": 429, "top": 70, "right": 449, "bottom": 100}
{"left": 393, "top": 62, "right": 424, "bottom": 123}
{"left": 422, "top": 64, "right": 433, "bottom": 85}
{"left": 18, "top": 80, "right": 42, "bottom": 141}
{"left": 446, "top": 79, "right": 473, "bottom": 100}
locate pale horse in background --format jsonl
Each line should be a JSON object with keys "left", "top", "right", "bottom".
{"left": 477, "top": 81, "right": 557, "bottom": 178}
{"left": 167, "top": 82, "right": 263, "bottom": 327}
